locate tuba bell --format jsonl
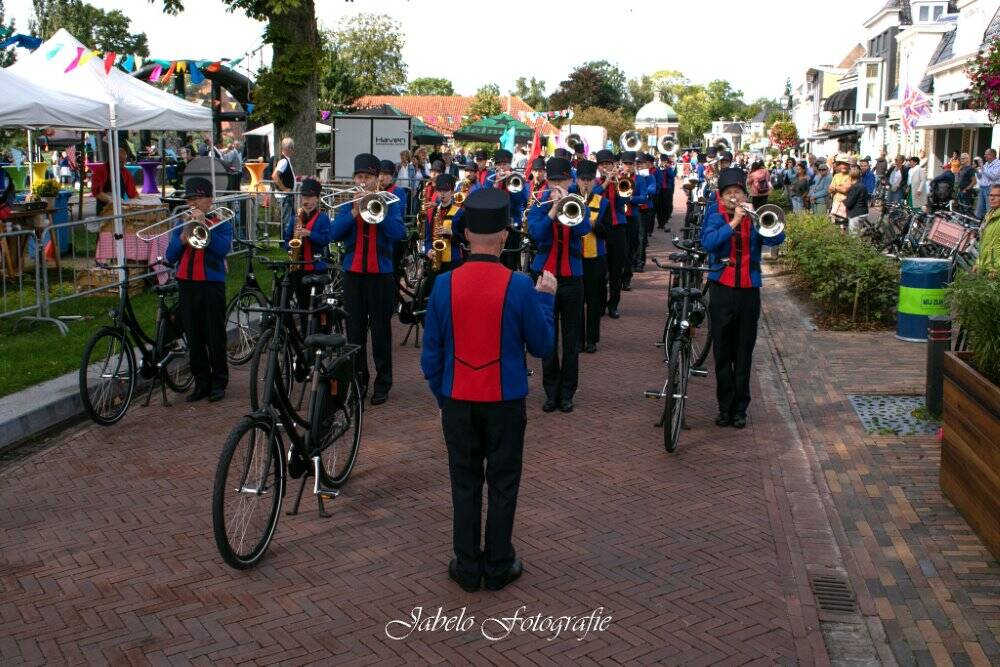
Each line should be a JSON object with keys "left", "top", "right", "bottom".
{"left": 620, "top": 130, "right": 643, "bottom": 152}
{"left": 657, "top": 135, "right": 676, "bottom": 156}
{"left": 566, "top": 133, "right": 584, "bottom": 154}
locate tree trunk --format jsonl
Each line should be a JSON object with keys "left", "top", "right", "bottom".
{"left": 272, "top": 0, "right": 318, "bottom": 179}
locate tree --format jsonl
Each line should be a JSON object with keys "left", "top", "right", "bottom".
{"left": 468, "top": 83, "right": 501, "bottom": 118}
{"left": 33, "top": 0, "right": 149, "bottom": 56}
{"left": 705, "top": 79, "right": 747, "bottom": 122}
{"left": 324, "top": 14, "right": 406, "bottom": 98}
{"left": 407, "top": 77, "right": 454, "bottom": 96}
{"left": 320, "top": 43, "right": 360, "bottom": 109}
{"left": 673, "top": 87, "right": 711, "bottom": 148}
{"left": 0, "top": 0, "right": 16, "bottom": 67}
{"left": 569, "top": 106, "right": 633, "bottom": 143}
{"left": 511, "top": 76, "right": 547, "bottom": 110}
{"left": 158, "top": 0, "right": 320, "bottom": 177}
{"left": 548, "top": 60, "right": 627, "bottom": 112}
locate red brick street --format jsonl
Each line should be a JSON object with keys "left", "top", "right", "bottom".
{"left": 1, "top": 197, "right": 997, "bottom": 665}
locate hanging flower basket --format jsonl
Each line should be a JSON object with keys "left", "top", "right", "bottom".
{"left": 768, "top": 120, "right": 799, "bottom": 152}
{"left": 968, "top": 38, "right": 1000, "bottom": 122}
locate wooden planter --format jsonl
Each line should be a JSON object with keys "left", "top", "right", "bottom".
{"left": 940, "top": 351, "right": 1000, "bottom": 561}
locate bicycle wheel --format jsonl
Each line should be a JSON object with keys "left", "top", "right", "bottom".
{"left": 212, "top": 416, "right": 285, "bottom": 569}
{"left": 226, "top": 289, "right": 268, "bottom": 365}
{"left": 249, "top": 329, "right": 311, "bottom": 426}
{"left": 315, "top": 377, "right": 363, "bottom": 485}
{"left": 662, "top": 340, "right": 688, "bottom": 454}
{"left": 660, "top": 314, "right": 675, "bottom": 361}
{"left": 155, "top": 318, "right": 194, "bottom": 393}
{"left": 79, "top": 327, "right": 136, "bottom": 426}
{"left": 691, "top": 292, "right": 712, "bottom": 369}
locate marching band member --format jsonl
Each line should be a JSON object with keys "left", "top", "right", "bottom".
{"left": 575, "top": 160, "right": 609, "bottom": 353}
{"left": 700, "top": 168, "right": 785, "bottom": 429}
{"left": 424, "top": 173, "right": 467, "bottom": 278}
{"left": 421, "top": 188, "right": 556, "bottom": 592}
{"left": 332, "top": 153, "right": 408, "bottom": 406}
{"left": 486, "top": 149, "right": 529, "bottom": 271}
{"left": 527, "top": 157, "right": 592, "bottom": 413}
{"left": 283, "top": 177, "right": 333, "bottom": 332}
{"left": 381, "top": 159, "right": 411, "bottom": 284}
{"left": 595, "top": 149, "right": 627, "bottom": 318}
{"left": 635, "top": 152, "right": 659, "bottom": 268}
{"left": 474, "top": 149, "right": 490, "bottom": 187}
{"left": 656, "top": 153, "right": 676, "bottom": 231}
{"left": 527, "top": 156, "right": 547, "bottom": 199}
{"left": 165, "top": 177, "right": 233, "bottom": 403}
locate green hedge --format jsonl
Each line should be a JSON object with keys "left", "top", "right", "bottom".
{"left": 782, "top": 212, "right": 898, "bottom": 326}
{"left": 948, "top": 271, "right": 1000, "bottom": 385}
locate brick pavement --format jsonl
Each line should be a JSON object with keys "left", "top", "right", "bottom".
{"left": 762, "top": 267, "right": 1000, "bottom": 667}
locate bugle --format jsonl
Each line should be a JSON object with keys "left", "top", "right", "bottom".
{"left": 532, "top": 191, "right": 587, "bottom": 226}
{"left": 135, "top": 205, "right": 235, "bottom": 249}
{"left": 730, "top": 199, "right": 785, "bottom": 238}
{"left": 325, "top": 187, "right": 400, "bottom": 224}
{"left": 486, "top": 170, "right": 525, "bottom": 194}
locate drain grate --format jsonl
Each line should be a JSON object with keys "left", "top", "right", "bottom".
{"left": 809, "top": 574, "right": 857, "bottom": 615}
{"left": 848, "top": 394, "right": 940, "bottom": 436}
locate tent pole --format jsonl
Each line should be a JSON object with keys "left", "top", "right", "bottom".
{"left": 27, "top": 130, "right": 33, "bottom": 191}
{"left": 77, "top": 134, "right": 85, "bottom": 220}
{"left": 160, "top": 133, "right": 166, "bottom": 199}
{"left": 108, "top": 106, "right": 127, "bottom": 295}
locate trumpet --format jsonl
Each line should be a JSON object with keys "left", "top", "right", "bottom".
{"left": 487, "top": 170, "right": 525, "bottom": 193}
{"left": 325, "top": 187, "right": 400, "bottom": 224}
{"left": 729, "top": 199, "right": 785, "bottom": 238}
{"left": 135, "top": 205, "right": 235, "bottom": 249}
{"left": 620, "top": 130, "right": 643, "bottom": 152}
{"left": 532, "top": 191, "right": 587, "bottom": 226}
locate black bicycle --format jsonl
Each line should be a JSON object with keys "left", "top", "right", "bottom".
{"left": 212, "top": 263, "right": 362, "bottom": 569}
{"left": 224, "top": 239, "right": 272, "bottom": 365}
{"left": 658, "top": 237, "right": 712, "bottom": 371}
{"left": 79, "top": 261, "right": 192, "bottom": 425}
{"left": 646, "top": 255, "right": 720, "bottom": 453}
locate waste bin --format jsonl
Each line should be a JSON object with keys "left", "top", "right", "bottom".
{"left": 896, "top": 257, "right": 950, "bottom": 342}
{"left": 53, "top": 189, "right": 73, "bottom": 253}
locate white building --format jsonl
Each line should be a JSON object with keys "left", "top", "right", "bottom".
{"left": 633, "top": 91, "right": 679, "bottom": 146}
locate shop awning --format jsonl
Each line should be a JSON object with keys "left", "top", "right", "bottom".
{"left": 823, "top": 88, "right": 857, "bottom": 112}
{"left": 827, "top": 127, "right": 861, "bottom": 138}
{"left": 915, "top": 109, "right": 992, "bottom": 129}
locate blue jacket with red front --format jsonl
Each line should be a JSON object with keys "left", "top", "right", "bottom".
{"left": 633, "top": 172, "right": 656, "bottom": 211}
{"left": 700, "top": 206, "right": 784, "bottom": 288}
{"left": 165, "top": 215, "right": 233, "bottom": 283}
{"left": 656, "top": 166, "right": 676, "bottom": 192}
{"left": 594, "top": 182, "right": 627, "bottom": 226}
{"left": 526, "top": 185, "right": 593, "bottom": 277}
{"left": 421, "top": 255, "right": 555, "bottom": 406}
{"left": 331, "top": 195, "right": 407, "bottom": 274}
{"left": 283, "top": 209, "right": 333, "bottom": 271}
{"left": 471, "top": 170, "right": 529, "bottom": 229}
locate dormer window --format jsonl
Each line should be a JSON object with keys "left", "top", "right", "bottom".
{"left": 914, "top": 2, "right": 946, "bottom": 23}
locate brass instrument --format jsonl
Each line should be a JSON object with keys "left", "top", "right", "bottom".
{"left": 453, "top": 175, "right": 474, "bottom": 205}
{"left": 531, "top": 191, "right": 587, "bottom": 226}
{"left": 135, "top": 205, "right": 235, "bottom": 249}
{"left": 325, "top": 186, "right": 400, "bottom": 224}
{"left": 566, "top": 133, "right": 584, "bottom": 153}
{"left": 657, "top": 135, "right": 677, "bottom": 156}
{"left": 729, "top": 199, "right": 786, "bottom": 238}
{"left": 430, "top": 203, "right": 447, "bottom": 272}
{"left": 620, "top": 130, "right": 643, "bottom": 152}
{"left": 288, "top": 206, "right": 307, "bottom": 261}
{"left": 487, "top": 170, "right": 525, "bottom": 194}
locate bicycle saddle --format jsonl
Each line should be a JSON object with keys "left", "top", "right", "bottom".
{"left": 301, "top": 274, "right": 333, "bottom": 288}
{"left": 304, "top": 333, "right": 347, "bottom": 350}
{"left": 151, "top": 283, "right": 178, "bottom": 295}
{"left": 669, "top": 286, "right": 702, "bottom": 300}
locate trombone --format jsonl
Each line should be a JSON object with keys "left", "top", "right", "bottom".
{"left": 135, "top": 205, "right": 235, "bottom": 249}
{"left": 529, "top": 191, "right": 587, "bottom": 226}
{"left": 486, "top": 170, "right": 525, "bottom": 193}
{"left": 322, "top": 186, "right": 400, "bottom": 224}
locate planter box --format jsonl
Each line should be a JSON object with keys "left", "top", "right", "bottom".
{"left": 940, "top": 351, "right": 1000, "bottom": 561}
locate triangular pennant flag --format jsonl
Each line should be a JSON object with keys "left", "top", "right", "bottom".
{"left": 228, "top": 56, "right": 243, "bottom": 67}
{"left": 188, "top": 65, "right": 205, "bottom": 85}
{"left": 103, "top": 52, "right": 116, "bottom": 74}
{"left": 246, "top": 103, "right": 255, "bottom": 114}
{"left": 121, "top": 54, "right": 134, "bottom": 72}
{"left": 64, "top": 47, "right": 84, "bottom": 73}
{"left": 78, "top": 49, "right": 99, "bottom": 67}
{"left": 45, "top": 43, "right": 63, "bottom": 60}
{"left": 160, "top": 61, "right": 177, "bottom": 85}
{"left": 320, "top": 110, "right": 331, "bottom": 121}
{"left": 205, "top": 61, "right": 221, "bottom": 73}
{"left": 176, "top": 60, "right": 187, "bottom": 73}
{"left": 148, "top": 64, "right": 163, "bottom": 82}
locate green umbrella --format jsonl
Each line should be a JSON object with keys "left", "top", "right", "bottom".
{"left": 453, "top": 113, "right": 534, "bottom": 143}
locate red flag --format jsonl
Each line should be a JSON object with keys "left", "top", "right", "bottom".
{"left": 103, "top": 51, "right": 116, "bottom": 74}
{"left": 526, "top": 126, "right": 542, "bottom": 172}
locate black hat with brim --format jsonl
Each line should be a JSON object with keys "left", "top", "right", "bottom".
{"left": 300, "top": 177, "right": 322, "bottom": 197}
{"left": 531, "top": 156, "right": 546, "bottom": 170}
{"left": 493, "top": 149, "right": 513, "bottom": 164}
{"left": 474, "top": 150, "right": 488, "bottom": 160}
{"left": 354, "top": 153, "right": 380, "bottom": 175}
{"left": 576, "top": 160, "right": 598, "bottom": 180}
{"left": 595, "top": 149, "right": 615, "bottom": 164}
{"left": 464, "top": 188, "right": 509, "bottom": 234}
{"left": 379, "top": 159, "right": 395, "bottom": 175}
{"left": 435, "top": 174, "right": 456, "bottom": 190}
{"left": 184, "top": 176, "right": 213, "bottom": 199}
{"left": 717, "top": 168, "right": 748, "bottom": 195}
{"left": 621, "top": 151, "right": 637, "bottom": 164}
{"left": 553, "top": 148, "right": 572, "bottom": 160}
{"left": 546, "top": 157, "right": 572, "bottom": 181}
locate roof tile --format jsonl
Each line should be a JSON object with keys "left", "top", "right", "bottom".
{"left": 353, "top": 95, "right": 558, "bottom": 137}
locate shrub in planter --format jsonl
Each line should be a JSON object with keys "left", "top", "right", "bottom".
{"left": 31, "top": 178, "right": 61, "bottom": 198}
{"left": 767, "top": 187, "right": 789, "bottom": 210}
{"left": 947, "top": 270, "right": 1000, "bottom": 385}
{"left": 781, "top": 212, "right": 898, "bottom": 326}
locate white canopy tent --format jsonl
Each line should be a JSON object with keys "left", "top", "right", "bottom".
{"left": 244, "top": 122, "right": 333, "bottom": 156}
{"left": 0, "top": 68, "right": 108, "bottom": 129}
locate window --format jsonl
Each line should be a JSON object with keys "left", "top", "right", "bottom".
{"left": 919, "top": 6, "right": 928, "bottom": 21}
{"left": 869, "top": 39, "right": 875, "bottom": 53}
{"left": 866, "top": 82, "right": 877, "bottom": 108}
{"left": 933, "top": 5, "right": 943, "bottom": 19}
{"left": 867, "top": 64, "right": 878, "bottom": 78}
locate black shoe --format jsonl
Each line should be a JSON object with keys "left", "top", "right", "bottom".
{"left": 608, "top": 308, "right": 620, "bottom": 319}
{"left": 370, "top": 391, "right": 388, "bottom": 406}
{"left": 622, "top": 283, "right": 631, "bottom": 292}
{"left": 585, "top": 343, "right": 597, "bottom": 354}
{"left": 208, "top": 388, "right": 226, "bottom": 402}
{"left": 559, "top": 398, "right": 574, "bottom": 413}
{"left": 449, "top": 558, "right": 480, "bottom": 593}
{"left": 715, "top": 412, "right": 732, "bottom": 427}
{"left": 542, "top": 398, "right": 557, "bottom": 412}
{"left": 731, "top": 414, "right": 748, "bottom": 429}
{"left": 635, "top": 266, "right": 645, "bottom": 273}
{"left": 484, "top": 559, "right": 523, "bottom": 591}
{"left": 186, "top": 387, "right": 210, "bottom": 403}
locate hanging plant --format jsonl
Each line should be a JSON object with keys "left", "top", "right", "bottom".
{"left": 968, "top": 37, "right": 1000, "bottom": 122}
{"left": 769, "top": 120, "right": 799, "bottom": 151}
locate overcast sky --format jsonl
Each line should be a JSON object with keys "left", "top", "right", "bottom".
{"left": 5, "top": 0, "right": 876, "bottom": 101}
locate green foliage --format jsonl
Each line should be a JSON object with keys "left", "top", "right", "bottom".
{"left": 253, "top": 11, "right": 321, "bottom": 126}
{"left": 408, "top": 77, "right": 454, "bottom": 96}
{"left": 323, "top": 13, "right": 406, "bottom": 99}
{"left": 468, "top": 84, "right": 502, "bottom": 118}
{"left": 548, "top": 60, "right": 627, "bottom": 112}
{"left": 512, "top": 76, "right": 547, "bottom": 110}
{"left": 32, "top": 0, "right": 149, "bottom": 56}
{"left": 319, "top": 42, "right": 360, "bottom": 107}
{"left": 0, "top": 0, "right": 16, "bottom": 67}
{"left": 32, "top": 178, "right": 61, "bottom": 197}
{"left": 569, "top": 106, "right": 632, "bottom": 141}
{"left": 769, "top": 120, "right": 799, "bottom": 151}
{"left": 767, "top": 187, "right": 789, "bottom": 210}
{"left": 782, "top": 212, "right": 898, "bottom": 326}
{"left": 948, "top": 270, "right": 1000, "bottom": 385}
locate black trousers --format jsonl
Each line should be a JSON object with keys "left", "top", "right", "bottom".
{"left": 606, "top": 224, "right": 627, "bottom": 310}
{"left": 343, "top": 272, "right": 395, "bottom": 394}
{"left": 443, "top": 397, "right": 527, "bottom": 584}
{"left": 708, "top": 282, "right": 761, "bottom": 417}
{"left": 657, "top": 188, "right": 674, "bottom": 229}
{"left": 624, "top": 216, "right": 639, "bottom": 282}
{"left": 639, "top": 209, "right": 655, "bottom": 265}
{"left": 542, "top": 276, "right": 583, "bottom": 402}
{"left": 289, "top": 270, "right": 324, "bottom": 334}
{"left": 178, "top": 280, "right": 228, "bottom": 392}
{"left": 581, "top": 256, "right": 607, "bottom": 347}
{"left": 501, "top": 227, "right": 522, "bottom": 271}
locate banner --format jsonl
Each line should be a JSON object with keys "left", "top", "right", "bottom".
{"left": 517, "top": 108, "right": 575, "bottom": 123}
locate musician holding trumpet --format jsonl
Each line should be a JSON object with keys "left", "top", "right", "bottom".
{"left": 284, "top": 177, "right": 333, "bottom": 331}
{"left": 527, "top": 157, "right": 592, "bottom": 413}
{"left": 699, "top": 168, "right": 785, "bottom": 430}
{"left": 165, "top": 177, "right": 234, "bottom": 403}
{"left": 484, "top": 149, "right": 528, "bottom": 271}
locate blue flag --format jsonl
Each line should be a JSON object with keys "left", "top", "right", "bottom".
{"left": 499, "top": 124, "right": 516, "bottom": 153}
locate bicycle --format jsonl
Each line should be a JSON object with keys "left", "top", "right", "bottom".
{"left": 224, "top": 239, "right": 271, "bottom": 365}
{"left": 79, "top": 261, "right": 192, "bottom": 426}
{"left": 211, "top": 271, "right": 362, "bottom": 569}
{"left": 645, "top": 256, "right": 721, "bottom": 453}
{"left": 657, "top": 237, "right": 712, "bottom": 371}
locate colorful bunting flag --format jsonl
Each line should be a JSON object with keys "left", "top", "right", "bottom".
{"left": 160, "top": 61, "right": 177, "bottom": 85}
{"left": 148, "top": 64, "right": 163, "bottom": 82}
{"left": 321, "top": 110, "right": 331, "bottom": 121}
{"left": 189, "top": 65, "right": 205, "bottom": 85}
{"left": 205, "top": 61, "right": 221, "bottom": 73}
{"left": 64, "top": 47, "right": 84, "bottom": 73}
{"left": 45, "top": 43, "right": 63, "bottom": 60}
{"left": 121, "top": 54, "right": 135, "bottom": 72}
{"left": 103, "top": 52, "right": 116, "bottom": 74}
{"left": 228, "top": 56, "right": 243, "bottom": 67}
{"left": 246, "top": 103, "right": 255, "bottom": 114}
{"left": 78, "top": 49, "right": 98, "bottom": 67}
